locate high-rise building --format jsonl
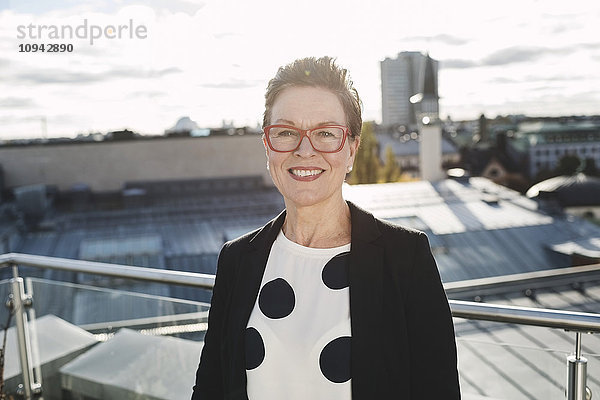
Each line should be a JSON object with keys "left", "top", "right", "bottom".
{"left": 380, "top": 52, "right": 439, "bottom": 127}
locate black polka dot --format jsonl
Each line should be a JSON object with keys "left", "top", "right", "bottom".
{"left": 322, "top": 252, "right": 350, "bottom": 290}
{"left": 245, "top": 327, "right": 265, "bottom": 370}
{"left": 259, "top": 278, "right": 295, "bottom": 319}
{"left": 319, "top": 336, "right": 351, "bottom": 383}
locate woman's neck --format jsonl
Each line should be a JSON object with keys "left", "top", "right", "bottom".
{"left": 282, "top": 199, "right": 351, "bottom": 248}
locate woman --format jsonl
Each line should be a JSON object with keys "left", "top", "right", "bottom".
{"left": 192, "top": 57, "right": 460, "bottom": 399}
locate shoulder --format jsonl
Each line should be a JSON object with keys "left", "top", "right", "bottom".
{"left": 222, "top": 226, "right": 260, "bottom": 251}
{"left": 375, "top": 216, "right": 424, "bottom": 238}
{"left": 348, "top": 200, "right": 427, "bottom": 244}
{"left": 219, "top": 209, "right": 286, "bottom": 258}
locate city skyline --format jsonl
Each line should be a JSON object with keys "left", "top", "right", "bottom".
{"left": 0, "top": 0, "right": 599, "bottom": 139}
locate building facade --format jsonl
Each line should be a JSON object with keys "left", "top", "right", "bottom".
{"left": 506, "top": 121, "right": 600, "bottom": 179}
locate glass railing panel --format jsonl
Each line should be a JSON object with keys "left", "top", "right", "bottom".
{"left": 456, "top": 319, "right": 599, "bottom": 400}
{"left": 2, "top": 277, "right": 211, "bottom": 399}
{"left": 25, "top": 277, "right": 210, "bottom": 340}
{"left": 457, "top": 338, "right": 567, "bottom": 399}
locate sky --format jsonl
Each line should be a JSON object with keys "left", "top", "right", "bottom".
{"left": 0, "top": 0, "right": 599, "bottom": 139}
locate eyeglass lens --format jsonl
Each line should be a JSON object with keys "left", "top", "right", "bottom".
{"left": 268, "top": 126, "right": 344, "bottom": 152}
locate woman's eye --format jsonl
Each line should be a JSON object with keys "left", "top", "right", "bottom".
{"left": 316, "top": 130, "right": 333, "bottom": 137}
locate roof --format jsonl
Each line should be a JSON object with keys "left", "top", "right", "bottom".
{"left": 376, "top": 131, "right": 458, "bottom": 157}
{"left": 3, "top": 314, "right": 98, "bottom": 398}
{"left": 8, "top": 176, "right": 600, "bottom": 287}
{"left": 526, "top": 173, "right": 600, "bottom": 207}
{"left": 60, "top": 328, "right": 202, "bottom": 400}
{"left": 343, "top": 178, "right": 600, "bottom": 281}
{"left": 447, "top": 269, "right": 600, "bottom": 400}
{"left": 550, "top": 237, "right": 600, "bottom": 259}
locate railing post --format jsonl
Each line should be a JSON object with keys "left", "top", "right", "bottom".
{"left": 9, "top": 270, "right": 42, "bottom": 399}
{"left": 566, "top": 332, "right": 590, "bottom": 400}
{"left": 24, "top": 277, "right": 43, "bottom": 395}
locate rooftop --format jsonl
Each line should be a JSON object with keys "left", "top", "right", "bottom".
{"left": 2, "top": 176, "right": 600, "bottom": 399}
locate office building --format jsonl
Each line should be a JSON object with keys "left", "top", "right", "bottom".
{"left": 381, "top": 51, "right": 439, "bottom": 127}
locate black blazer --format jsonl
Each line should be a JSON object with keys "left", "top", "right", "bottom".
{"left": 192, "top": 201, "right": 461, "bottom": 399}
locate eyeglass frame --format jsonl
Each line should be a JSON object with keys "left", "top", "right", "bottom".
{"left": 263, "top": 124, "right": 352, "bottom": 153}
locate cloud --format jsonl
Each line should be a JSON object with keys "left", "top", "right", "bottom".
{"left": 447, "top": 43, "right": 598, "bottom": 69}
{"left": 440, "top": 59, "right": 478, "bottom": 69}
{"left": 198, "top": 79, "right": 261, "bottom": 89}
{"left": 13, "top": 66, "right": 181, "bottom": 84}
{"left": 0, "top": 97, "right": 36, "bottom": 108}
{"left": 579, "top": 42, "right": 600, "bottom": 50}
{"left": 530, "top": 85, "right": 565, "bottom": 92}
{"left": 482, "top": 46, "right": 550, "bottom": 66}
{"left": 404, "top": 33, "right": 469, "bottom": 46}
{"left": 132, "top": 0, "right": 205, "bottom": 15}
{"left": 481, "top": 45, "right": 582, "bottom": 66}
{"left": 488, "top": 74, "right": 592, "bottom": 85}
{"left": 488, "top": 77, "right": 517, "bottom": 84}
{"left": 129, "top": 90, "right": 166, "bottom": 98}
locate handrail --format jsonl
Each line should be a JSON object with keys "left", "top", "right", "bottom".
{"left": 2, "top": 252, "right": 600, "bottom": 333}
{"left": 0, "top": 252, "right": 215, "bottom": 289}
{"left": 445, "top": 262, "right": 600, "bottom": 298}
{"left": 449, "top": 300, "right": 600, "bottom": 333}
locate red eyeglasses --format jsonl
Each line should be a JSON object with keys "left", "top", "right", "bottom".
{"left": 263, "top": 125, "right": 351, "bottom": 153}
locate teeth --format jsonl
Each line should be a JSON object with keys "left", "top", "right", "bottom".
{"left": 291, "top": 169, "right": 323, "bottom": 177}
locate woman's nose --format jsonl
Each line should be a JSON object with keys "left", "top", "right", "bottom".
{"left": 293, "top": 135, "right": 316, "bottom": 156}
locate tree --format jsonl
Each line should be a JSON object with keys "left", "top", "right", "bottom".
{"left": 582, "top": 158, "right": 599, "bottom": 177}
{"left": 348, "top": 121, "right": 380, "bottom": 184}
{"left": 380, "top": 145, "right": 401, "bottom": 182}
{"left": 555, "top": 154, "right": 581, "bottom": 175}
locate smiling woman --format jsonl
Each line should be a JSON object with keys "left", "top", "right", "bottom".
{"left": 192, "top": 57, "right": 461, "bottom": 400}
{"left": 264, "top": 85, "right": 358, "bottom": 215}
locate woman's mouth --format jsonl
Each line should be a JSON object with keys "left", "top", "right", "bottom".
{"left": 289, "top": 168, "right": 324, "bottom": 177}
{"left": 288, "top": 168, "right": 325, "bottom": 180}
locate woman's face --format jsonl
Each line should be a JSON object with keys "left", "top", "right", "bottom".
{"left": 264, "top": 86, "right": 360, "bottom": 209}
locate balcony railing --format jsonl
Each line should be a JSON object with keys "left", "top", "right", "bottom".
{"left": 1, "top": 252, "right": 598, "bottom": 400}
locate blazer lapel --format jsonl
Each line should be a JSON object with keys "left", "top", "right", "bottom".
{"left": 233, "top": 210, "right": 286, "bottom": 330}
{"left": 227, "top": 210, "right": 286, "bottom": 396}
{"left": 347, "top": 201, "right": 385, "bottom": 398}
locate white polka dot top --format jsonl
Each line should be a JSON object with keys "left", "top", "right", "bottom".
{"left": 246, "top": 230, "right": 352, "bottom": 399}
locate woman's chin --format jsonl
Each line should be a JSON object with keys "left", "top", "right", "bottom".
{"left": 282, "top": 191, "right": 340, "bottom": 210}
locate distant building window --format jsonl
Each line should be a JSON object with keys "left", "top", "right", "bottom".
{"left": 555, "top": 149, "right": 561, "bottom": 155}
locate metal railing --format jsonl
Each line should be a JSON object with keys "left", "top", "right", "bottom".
{"left": 1, "top": 252, "right": 598, "bottom": 400}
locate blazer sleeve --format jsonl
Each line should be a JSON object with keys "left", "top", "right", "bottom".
{"left": 406, "top": 232, "right": 461, "bottom": 399}
{"left": 192, "top": 243, "right": 233, "bottom": 399}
